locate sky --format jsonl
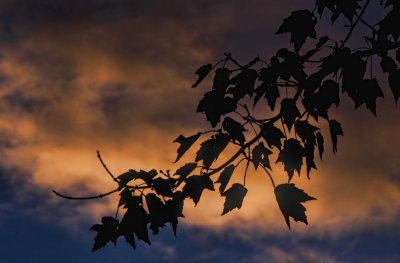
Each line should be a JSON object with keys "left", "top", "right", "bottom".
{"left": 0, "top": 0, "right": 400, "bottom": 262}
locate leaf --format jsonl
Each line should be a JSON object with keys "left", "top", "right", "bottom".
{"left": 304, "top": 140, "right": 317, "bottom": 177}
{"left": 329, "top": 120, "right": 343, "bottom": 153}
{"left": 380, "top": 56, "right": 397, "bottom": 73}
{"left": 280, "top": 99, "right": 301, "bottom": 131}
{"left": 377, "top": 6, "right": 400, "bottom": 41}
{"left": 182, "top": 175, "right": 214, "bottom": 205}
{"left": 175, "top": 163, "right": 197, "bottom": 185}
{"left": 90, "top": 216, "right": 119, "bottom": 252}
{"left": 229, "top": 69, "right": 258, "bottom": 101}
{"left": 195, "top": 133, "right": 230, "bottom": 168}
{"left": 173, "top": 132, "right": 201, "bottom": 162}
{"left": 222, "top": 117, "right": 246, "bottom": 144}
{"left": 145, "top": 193, "right": 168, "bottom": 235}
{"left": 316, "top": 0, "right": 361, "bottom": 23}
{"left": 274, "top": 183, "right": 316, "bottom": 229}
{"left": 316, "top": 131, "right": 324, "bottom": 160}
{"left": 260, "top": 123, "right": 285, "bottom": 150}
{"left": 212, "top": 68, "right": 231, "bottom": 92}
{"left": 388, "top": 69, "right": 400, "bottom": 102}
{"left": 215, "top": 165, "right": 235, "bottom": 194}
{"left": 118, "top": 196, "right": 150, "bottom": 249}
{"left": 396, "top": 48, "right": 400, "bottom": 63}
{"left": 152, "top": 177, "right": 175, "bottom": 197}
{"left": 197, "top": 91, "right": 237, "bottom": 127}
{"left": 294, "top": 120, "right": 319, "bottom": 143}
{"left": 252, "top": 142, "right": 272, "bottom": 169}
{"left": 164, "top": 191, "right": 185, "bottom": 236}
{"left": 276, "top": 139, "right": 305, "bottom": 181}
{"left": 357, "top": 79, "right": 384, "bottom": 115}
{"left": 134, "top": 169, "right": 158, "bottom": 186}
{"left": 221, "top": 184, "right": 248, "bottom": 215}
{"left": 117, "top": 170, "right": 136, "bottom": 188}
{"left": 192, "top": 64, "right": 212, "bottom": 88}
{"left": 276, "top": 9, "right": 317, "bottom": 52}
{"left": 341, "top": 55, "right": 366, "bottom": 105}
{"left": 118, "top": 188, "right": 133, "bottom": 207}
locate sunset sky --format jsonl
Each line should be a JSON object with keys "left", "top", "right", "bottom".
{"left": 1, "top": 0, "right": 400, "bottom": 262}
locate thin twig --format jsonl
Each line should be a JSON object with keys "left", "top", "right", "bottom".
{"left": 52, "top": 188, "right": 119, "bottom": 200}
{"left": 259, "top": 164, "right": 276, "bottom": 188}
{"left": 97, "top": 150, "right": 119, "bottom": 184}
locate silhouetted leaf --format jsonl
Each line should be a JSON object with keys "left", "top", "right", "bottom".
{"left": 341, "top": 55, "right": 366, "bottom": 104}
{"left": 396, "top": 48, "right": 400, "bottom": 63}
{"left": 276, "top": 139, "right": 305, "bottom": 181}
{"left": 212, "top": 68, "right": 231, "bottom": 92}
{"left": 118, "top": 196, "right": 150, "bottom": 249}
{"left": 254, "top": 67, "right": 280, "bottom": 110}
{"left": 134, "top": 169, "right": 158, "bottom": 186}
{"left": 295, "top": 120, "right": 319, "bottom": 143}
{"left": 118, "top": 188, "right": 133, "bottom": 207}
{"left": 196, "top": 133, "right": 230, "bottom": 168}
{"left": 329, "top": 120, "right": 343, "bottom": 153}
{"left": 175, "top": 163, "right": 197, "bottom": 185}
{"left": 174, "top": 132, "right": 202, "bottom": 162}
{"left": 316, "top": 0, "right": 361, "bottom": 23}
{"left": 277, "top": 9, "right": 317, "bottom": 52}
{"left": 90, "top": 216, "right": 119, "bottom": 252}
{"left": 276, "top": 48, "right": 307, "bottom": 82}
{"left": 215, "top": 165, "right": 235, "bottom": 194}
{"left": 146, "top": 193, "right": 168, "bottom": 234}
{"left": 388, "top": 69, "right": 400, "bottom": 102}
{"left": 304, "top": 140, "right": 317, "bottom": 177}
{"left": 357, "top": 78, "right": 384, "bottom": 115}
{"left": 182, "top": 175, "right": 214, "bottom": 205}
{"left": 252, "top": 142, "right": 272, "bottom": 169}
{"left": 380, "top": 56, "right": 397, "bottom": 73}
{"left": 152, "top": 177, "right": 175, "bottom": 197}
{"left": 274, "top": 183, "right": 316, "bottom": 229}
{"left": 378, "top": 6, "right": 400, "bottom": 41}
{"left": 229, "top": 69, "right": 258, "bottom": 101}
{"left": 197, "top": 91, "right": 237, "bottom": 127}
{"left": 316, "top": 131, "right": 324, "bottom": 160}
{"left": 165, "top": 191, "right": 185, "bottom": 236}
{"left": 192, "top": 64, "right": 212, "bottom": 88}
{"left": 260, "top": 123, "right": 285, "bottom": 149}
{"left": 223, "top": 117, "right": 246, "bottom": 144}
{"left": 280, "top": 99, "right": 301, "bottom": 131}
{"left": 117, "top": 170, "right": 136, "bottom": 189}
{"left": 221, "top": 184, "right": 248, "bottom": 215}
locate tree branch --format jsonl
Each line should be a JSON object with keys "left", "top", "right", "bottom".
{"left": 97, "top": 150, "right": 119, "bottom": 184}
{"left": 52, "top": 188, "right": 119, "bottom": 200}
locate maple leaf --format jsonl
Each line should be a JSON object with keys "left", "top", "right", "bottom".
{"left": 197, "top": 91, "right": 237, "bottom": 127}
{"left": 380, "top": 56, "right": 397, "bottom": 73}
{"left": 221, "top": 184, "right": 248, "bottom": 215}
{"left": 117, "top": 170, "right": 137, "bottom": 189}
{"left": 276, "top": 139, "right": 305, "bottom": 181}
{"left": 222, "top": 117, "right": 246, "bottom": 144}
{"left": 118, "top": 188, "right": 133, "bottom": 207}
{"left": 280, "top": 99, "right": 301, "bottom": 131}
{"left": 229, "top": 69, "right": 258, "bottom": 101}
{"left": 275, "top": 183, "right": 316, "bottom": 229}
{"left": 215, "top": 165, "right": 235, "bottom": 194}
{"left": 192, "top": 64, "right": 212, "bottom": 87}
{"left": 182, "top": 175, "right": 214, "bottom": 205}
{"left": 276, "top": 9, "right": 317, "bottom": 52}
{"left": 195, "top": 133, "right": 230, "bottom": 168}
{"left": 90, "top": 216, "right": 119, "bottom": 252}
{"left": 357, "top": 79, "right": 384, "bottom": 115}
{"left": 212, "top": 68, "right": 231, "bottom": 93}
{"left": 329, "top": 120, "right": 343, "bottom": 153}
{"left": 294, "top": 120, "right": 319, "bottom": 143}
{"left": 252, "top": 142, "right": 272, "bottom": 169}
{"left": 304, "top": 140, "right": 317, "bottom": 177}
{"left": 134, "top": 169, "right": 158, "bottom": 186}
{"left": 341, "top": 55, "right": 366, "bottom": 105}
{"left": 118, "top": 196, "right": 151, "bottom": 249}
{"left": 260, "top": 123, "right": 285, "bottom": 150}
{"left": 173, "top": 132, "right": 202, "bottom": 162}
{"left": 377, "top": 6, "right": 400, "bottom": 41}
{"left": 152, "top": 177, "right": 175, "bottom": 197}
{"left": 388, "top": 69, "right": 400, "bottom": 102}
{"left": 175, "top": 163, "right": 197, "bottom": 185}
{"left": 164, "top": 191, "right": 185, "bottom": 236}
{"left": 316, "top": 131, "right": 324, "bottom": 160}
{"left": 146, "top": 193, "right": 169, "bottom": 235}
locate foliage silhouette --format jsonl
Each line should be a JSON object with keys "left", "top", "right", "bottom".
{"left": 52, "top": 0, "right": 400, "bottom": 251}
